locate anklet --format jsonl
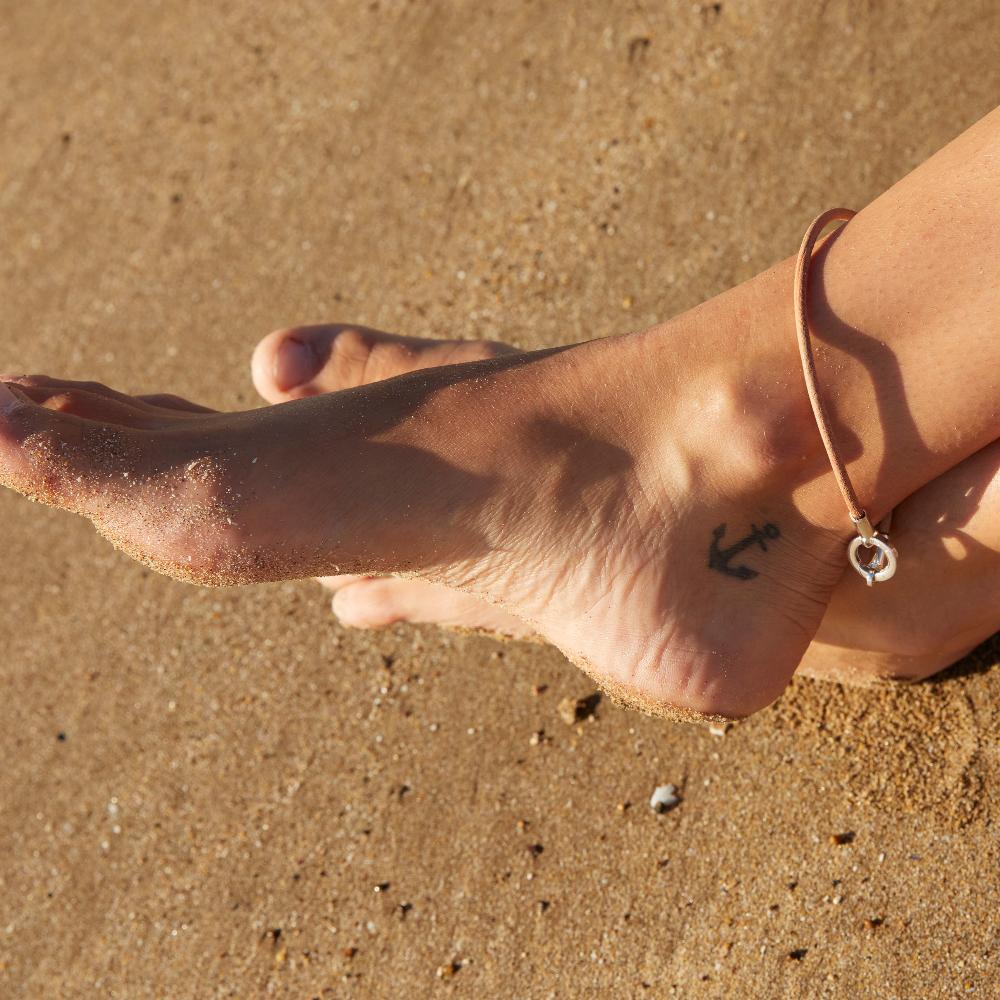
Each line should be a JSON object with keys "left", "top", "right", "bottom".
{"left": 793, "top": 208, "right": 897, "bottom": 587}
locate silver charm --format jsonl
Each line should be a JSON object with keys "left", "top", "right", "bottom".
{"left": 848, "top": 513, "right": 897, "bottom": 586}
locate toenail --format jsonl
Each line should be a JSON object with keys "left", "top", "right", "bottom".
{"left": 273, "top": 334, "right": 319, "bottom": 391}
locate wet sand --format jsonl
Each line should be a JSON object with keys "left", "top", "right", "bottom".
{"left": 1, "top": 2, "right": 998, "bottom": 996}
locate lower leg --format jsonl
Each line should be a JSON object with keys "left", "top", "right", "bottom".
{"left": 803, "top": 434, "right": 1000, "bottom": 682}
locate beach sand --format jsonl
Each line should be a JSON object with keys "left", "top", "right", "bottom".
{"left": 1, "top": 2, "right": 998, "bottom": 996}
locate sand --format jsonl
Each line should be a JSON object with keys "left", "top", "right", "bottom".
{"left": 1, "top": 2, "right": 998, "bottom": 996}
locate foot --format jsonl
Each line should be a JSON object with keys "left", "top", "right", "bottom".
{"left": 253, "top": 325, "right": 1000, "bottom": 687}
{"left": 252, "top": 325, "right": 538, "bottom": 640}
{"left": 0, "top": 299, "right": 850, "bottom": 722}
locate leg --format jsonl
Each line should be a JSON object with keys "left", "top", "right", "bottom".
{"left": 5, "top": 106, "right": 1000, "bottom": 721}
{"left": 803, "top": 435, "right": 1000, "bottom": 683}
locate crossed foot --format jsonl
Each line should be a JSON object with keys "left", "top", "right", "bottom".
{"left": 2, "top": 312, "right": 997, "bottom": 721}
{"left": 248, "top": 325, "right": 1000, "bottom": 692}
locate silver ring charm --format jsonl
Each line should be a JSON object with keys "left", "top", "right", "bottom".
{"left": 848, "top": 533, "right": 897, "bottom": 586}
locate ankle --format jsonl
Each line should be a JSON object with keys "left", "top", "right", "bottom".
{"left": 623, "top": 294, "right": 833, "bottom": 507}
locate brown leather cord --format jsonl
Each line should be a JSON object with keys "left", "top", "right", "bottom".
{"left": 793, "top": 207, "right": 866, "bottom": 522}
{"left": 793, "top": 208, "right": 898, "bottom": 584}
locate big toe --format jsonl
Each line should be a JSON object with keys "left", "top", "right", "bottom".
{"left": 251, "top": 324, "right": 520, "bottom": 404}
{"left": 330, "top": 576, "right": 538, "bottom": 640}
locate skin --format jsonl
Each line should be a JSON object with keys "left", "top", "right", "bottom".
{"left": 249, "top": 324, "right": 1000, "bottom": 687}
{"left": 2, "top": 105, "right": 1000, "bottom": 721}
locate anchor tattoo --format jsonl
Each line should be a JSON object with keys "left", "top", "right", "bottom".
{"left": 708, "top": 522, "right": 781, "bottom": 580}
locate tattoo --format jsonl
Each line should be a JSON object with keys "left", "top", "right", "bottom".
{"left": 708, "top": 522, "right": 781, "bottom": 580}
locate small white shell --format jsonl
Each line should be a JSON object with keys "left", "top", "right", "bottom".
{"left": 649, "top": 784, "right": 681, "bottom": 813}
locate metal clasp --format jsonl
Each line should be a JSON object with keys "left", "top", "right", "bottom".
{"left": 847, "top": 511, "right": 897, "bottom": 586}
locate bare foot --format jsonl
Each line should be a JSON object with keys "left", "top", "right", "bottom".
{"left": 252, "top": 325, "right": 1000, "bottom": 686}
{"left": 0, "top": 295, "right": 855, "bottom": 721}
{"left": 252, "top": 325, "right": 536, "bottom": 640}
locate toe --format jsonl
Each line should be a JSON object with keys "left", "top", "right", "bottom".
{"left": 331, "top": 578, "right": 407, "bottom": 628}
{"left": 0, "top": 380, "right": 244, "bottom": 583}
{"left": 330, "top": 575, "right": 536, "bottom": 638}
{"left": 251, "top": 325, "right": 355, "bottom": 403}
{"left": 0, "top": 381, "right": 131, "bottom": 512}
{"left": 6, "top": 377, "right": 212, "bottom": 425}
{"left": 251, "top": 324, "right": 521, "bottom": 403}
{"left": 16, "top": 383, "right": 155, "bottom": 425}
